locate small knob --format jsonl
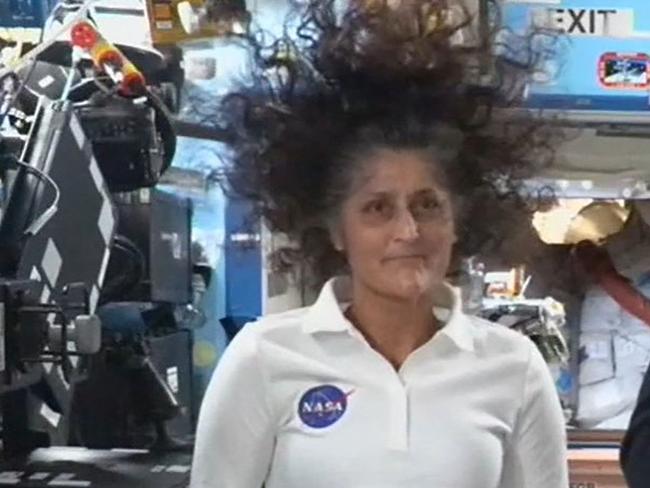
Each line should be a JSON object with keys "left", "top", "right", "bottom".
{"left": 74, "top": 315, "right": 102, "bottom": 354}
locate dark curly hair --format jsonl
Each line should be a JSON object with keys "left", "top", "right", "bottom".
{"left": 220, "top": 0, "right": 562, "bottom": 287}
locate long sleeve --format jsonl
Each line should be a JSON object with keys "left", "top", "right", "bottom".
{"left": 500, "top": 342, "right": 568, "bottom": 488}
{"left": 621, "top": 363, "right": 650, "bottom": 488}
{"left": 190, "top": 326, "right": 276, "bottom": 488}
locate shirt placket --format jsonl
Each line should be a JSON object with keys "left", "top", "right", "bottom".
{"left": 346, "top": 327, "right": 412, "bottom": 451}
{"left": 387, "top": 378, "right": 409, "bottom": 451}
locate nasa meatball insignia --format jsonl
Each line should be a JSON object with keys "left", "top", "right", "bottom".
{"left": 298, "top": 385, "right": 354, "bottom": 429}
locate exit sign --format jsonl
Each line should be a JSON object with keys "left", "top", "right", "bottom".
{"left": 533, "top": 8, "right": 634, "bottom": 37}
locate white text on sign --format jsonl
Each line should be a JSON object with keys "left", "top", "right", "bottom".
{"left": 534, "top": 8, "right": 634, "bottom": 37}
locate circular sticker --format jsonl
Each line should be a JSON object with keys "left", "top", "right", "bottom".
{"left": 298, "top": 385, "right": 351, "bottom": 429}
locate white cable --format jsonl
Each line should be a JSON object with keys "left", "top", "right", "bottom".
{"left": 519, "top": 275, "right": 532, "bottom": 298}
{"left": 13, "top": 159, "right": 61, "bottom": 236}
{"left": 60, "top": 47, "right": 82, "bottom": 101}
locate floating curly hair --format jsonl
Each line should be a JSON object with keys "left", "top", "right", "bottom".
{"left": 220, "top": 0, "right": 563, "bottom": 287}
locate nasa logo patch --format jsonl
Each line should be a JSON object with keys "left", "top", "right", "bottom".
{"left": 298, "top": 385, "right": 353, "bottom": 429}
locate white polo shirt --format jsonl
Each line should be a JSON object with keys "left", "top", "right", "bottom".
{"left": 191, "top": 277, "right": 568, "bottom": 488}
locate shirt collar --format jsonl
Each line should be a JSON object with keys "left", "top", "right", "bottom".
{"left": 302, "top": 277, "right": 353, "bottom": 334}
{"left": 302, "top": 276, "right": 475, "bottom": 353}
